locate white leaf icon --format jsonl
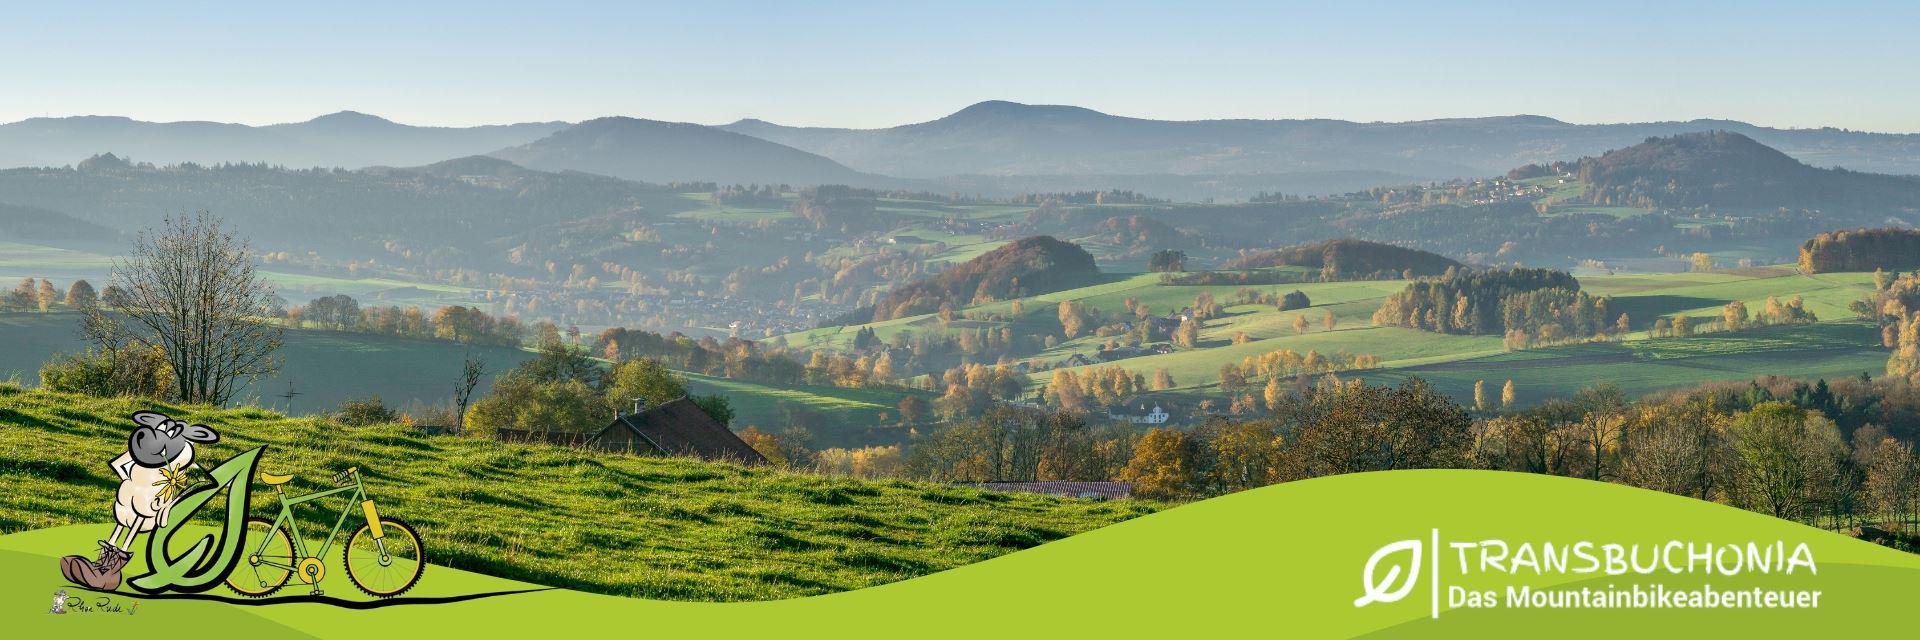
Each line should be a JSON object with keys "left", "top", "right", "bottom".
{"left": 1354, "top": 539, "right": 1422, "bottom": 607}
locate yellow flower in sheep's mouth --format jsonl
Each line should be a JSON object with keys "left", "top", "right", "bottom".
{"left": 152, "top": 464, "right": 192, "bottom": 503}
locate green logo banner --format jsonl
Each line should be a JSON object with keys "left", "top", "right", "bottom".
{"left": 13, "top": 469, "right": 1915, "bottom": 637}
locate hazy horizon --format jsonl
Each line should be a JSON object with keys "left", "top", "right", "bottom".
{"left": 10, "top": 103, "right": 1920, "bottom": 136}
{"left": 6, "top": 1, "right": 1920, "bottom": 133}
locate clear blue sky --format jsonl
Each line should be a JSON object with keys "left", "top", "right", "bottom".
{"left": 5, "top": 1, "right": 1917, "bottom": 131}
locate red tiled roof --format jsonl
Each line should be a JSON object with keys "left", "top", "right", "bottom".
{"left": 602, "top": 397, "right": 767, "bottom": 464}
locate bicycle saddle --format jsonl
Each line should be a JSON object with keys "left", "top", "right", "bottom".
{"left": 259, "top": 472, "right": 294, "bottom": 485}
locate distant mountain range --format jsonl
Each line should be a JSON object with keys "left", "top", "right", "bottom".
{"left": 489, "top": 117, "right": 896, "bottom": 187}
{"left": 722, "top": 101, "right": 1920, "bottom": 191}
{"left": 6, "top": 102, "right": 1920, "bottom": 200}
{"left": 0, "top": 111, "right": 567, "bottom": 170}
{"left": 724, "top": 100, "right": 1503, "bottom": 178}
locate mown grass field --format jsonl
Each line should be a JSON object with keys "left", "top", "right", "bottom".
{"left": 1364, "top": 321, "right": 1889, "bottom": 403}
{"left": 0, "top": 386, "right": 1152, "bottom": 601}
{"left": 679, "top": 371, "right": 927, "bottom": 446}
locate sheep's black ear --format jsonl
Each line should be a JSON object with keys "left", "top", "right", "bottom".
{"left": 183, "top": 424, "right": 219, "bottom": 444}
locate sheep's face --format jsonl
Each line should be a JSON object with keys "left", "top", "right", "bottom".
{"left": 128, "top": 411, "right": 219, "bottom": 469}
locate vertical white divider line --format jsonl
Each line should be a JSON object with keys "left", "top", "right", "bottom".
{"left": 1430, "top": 527, "right": 1441, "bottom": 619}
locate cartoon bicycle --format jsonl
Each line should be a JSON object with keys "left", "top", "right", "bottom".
{"left": 225, "top": 466, "right": 425, "bottom": 598}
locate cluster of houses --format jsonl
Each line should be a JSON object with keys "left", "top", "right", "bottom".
{"left": 1096, "top": 342, "right": 1175, "bottom": 362}
{"left": 1106, "top": 401, "right": 1172, "bottom": 425}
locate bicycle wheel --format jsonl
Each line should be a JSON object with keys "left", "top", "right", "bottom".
{"left": 342, "top": 517, "right": 424, "bottom": 598}
{"left": 226, "top": 516, "right": 295, "bottom": 597}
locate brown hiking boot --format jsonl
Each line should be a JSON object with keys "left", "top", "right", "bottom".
{"left": 59, "top": 555, "right": 87, "bottom": 584}
{"left": 68, "top": 541, "right": 131, "bottom": 591}
{"left": 59, "top": 540, "right": 117, "bottom": 586}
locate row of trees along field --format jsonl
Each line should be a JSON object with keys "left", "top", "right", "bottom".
{"left": 1218, "top": 349, "right": 1382, "bottom": 393}
{"left": 1641, "top": 296, "right": 1818, "bottom": 340}
{"left": 1866, "top": 271, "right": 1920, "bottom": 384}
{"left": 1041, "top": 365, "right": 1176, "bottom": 414}
{"left": 289, "top": 294, "right": 524, "bottom": 346}
{"left": 732, "top": 372, "right": 1920, "bottom": 544}
{"left": 463, "top": 339, "right": 735, "bottom": 432}
{"left": 1372, "top": 267, "right": 1619, "bottom": 342}
{"left": 1219, "top": 238, "right": 1463, "bottom": 280}
{"left": 598, "top": 326, "right": 816, "bottom": 385}
{"left": 1801, "top": 227, "right": 1920, "bottom": 273}
{"left": 2, "top": 277, "right": 101, "bottom": 312}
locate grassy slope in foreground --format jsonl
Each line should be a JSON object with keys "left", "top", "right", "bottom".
{"left": 6, "top": 471, "right": 1917, "bottom": 638}
{"left": 0, "top": 386, "right": 1151, "bottom": 602}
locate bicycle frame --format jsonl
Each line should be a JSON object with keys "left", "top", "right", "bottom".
{"left": 246, "top": 470, "right": 387, "bottom": 580}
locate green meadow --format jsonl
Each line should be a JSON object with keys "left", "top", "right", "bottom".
{"left": 678, "top": 372, "right": 929, "bottom": 445}
{"left": 0, "top": 386, "right": 1152, "bottom": 602}
{"left": 1363, "top": 321, "right": 1889, "bottom": 404}
{"left": 791, "top": 263, "right": 1893, "bottom": 408}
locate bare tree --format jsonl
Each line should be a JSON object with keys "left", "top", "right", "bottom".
{"left": 453, "top": 351, "right": 487, "bottom": 432}
{"left": 87, "top": 211, "right": 283, "bottom": 405}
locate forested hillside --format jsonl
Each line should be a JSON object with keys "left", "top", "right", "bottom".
{"left": 1800, "top": 227, "right": 1920, "bottom": 273}
{"left": 491, "top": 117, "right": 888, "bottom": 187}
{"left": 0, "top": 202, "right": 119, "bottom": 247}
{"left": 1576, "top": 131, "right": 1920, "bottom": 212}
{"left": 859, "top": 236, "right": 1100, "bottom": 322}
{"left": 0, "top": 154, "right": 690, "bottom": 260}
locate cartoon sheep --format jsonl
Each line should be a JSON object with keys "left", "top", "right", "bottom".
{"left": 60, "top": 411, "right": 218, "bottom": 591}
